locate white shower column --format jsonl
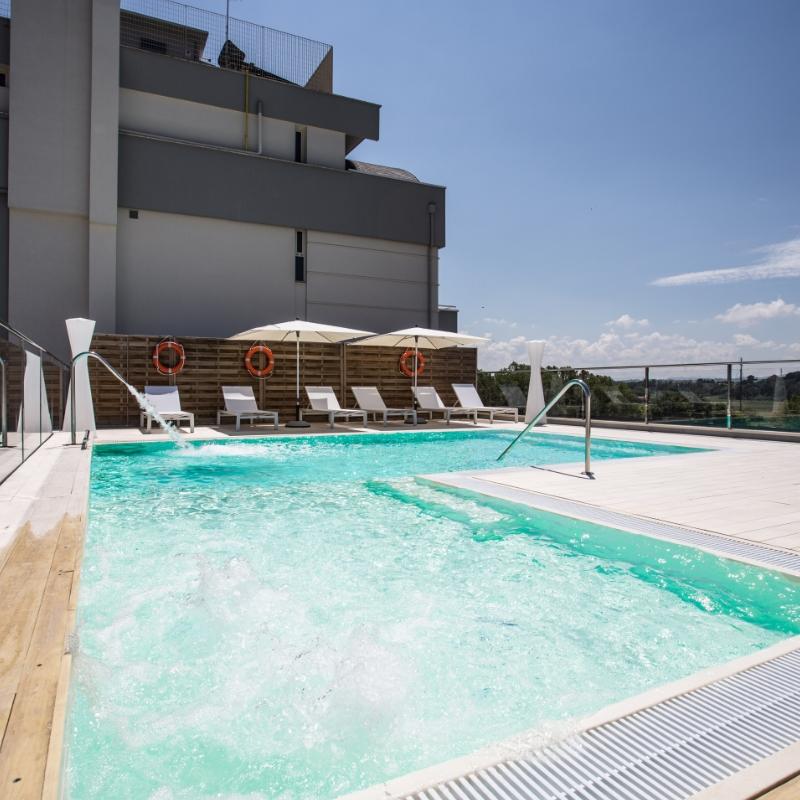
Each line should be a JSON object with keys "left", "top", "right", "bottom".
{"left": 525, "top": 340, "right": 546, "bottom": 423}
{"left": 62, "top": 318, "right": 97, "bottom": 432}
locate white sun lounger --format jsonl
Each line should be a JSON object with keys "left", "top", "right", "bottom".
{"left": 301, "top": 386, "right": 368, "bottom": 429}
{"left": 352, "top": 386, "right": 417, "bottom": 426}
{"left": 140, "top": 385, "right": 195, "bottom": 433}
{"left": 452, "top": 383, "right": 519, "bottom": 423}
{"left": 412, "top": 386, "right": 478, "bottom": 424}
{"left": 216, "top": 386, "right": 279, "bottom": 431}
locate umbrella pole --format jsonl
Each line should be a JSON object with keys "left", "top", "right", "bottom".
{"left": 406, "top": 335, "right": 427, "bottom": 425}
{"left": 286, "top": 331, "right": 310, "bottom": 428}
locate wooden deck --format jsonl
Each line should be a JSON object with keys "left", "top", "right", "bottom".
{"left": 0, "top": 439, "right": 89, "bottom": 800}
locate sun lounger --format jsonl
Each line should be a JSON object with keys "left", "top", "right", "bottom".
{"left": 412, "top": 386, "right": 478, "bottom": 424}
{"left": 301, "top": 386, "right": 368, "bottom": 429}
{"left": 452, "top": 383, "right": 519, "bottom": 423}
{"left": 216, "top": 386, "right": 279, "bottom": 431}
{"left": 352, "top": 386, "right": 417, "bottom": 426}
{"left": 140, "top": 385, "right": 195, "bottom": 433}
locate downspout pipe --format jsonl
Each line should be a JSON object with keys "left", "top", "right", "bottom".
{"left": 256, "top": 100, "right": 263, "bottom": 154}
{"left": 427, "top": 202, "right": 436, "bottom": 328}
{"left": 243, "top": 71, "right": 250, "bottom": 151}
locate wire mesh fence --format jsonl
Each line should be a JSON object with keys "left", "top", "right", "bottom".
{"left": 479, "top": 360, "right": 800, "bottom": 434}
{"left": 120, "top": 0, "right": 331, "bottom": 88}
{"left": 0, "top": 0, "right": 331, "bottom": 89}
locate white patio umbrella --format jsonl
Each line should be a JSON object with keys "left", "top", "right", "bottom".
{"left": 230, "top": 319, "right": 375, "bottom": 427}
{"left": 351, "top": 326, "right": 487, "bottom": 423}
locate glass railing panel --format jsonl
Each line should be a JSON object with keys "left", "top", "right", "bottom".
{"left": 732, "top": 361, "right": 800, "bottom": 433}
{"left": 644, "top": 365, "right": 730, "bottom": 427}
{"left": 0, "top": 319, "right": 70, "bottom": 485}
{"left": 0, "top": 334, "right": 25, "bottom": 482}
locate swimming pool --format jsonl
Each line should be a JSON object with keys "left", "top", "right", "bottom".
{"left": 65, "top": 430, "right": 800, "bottom": 799}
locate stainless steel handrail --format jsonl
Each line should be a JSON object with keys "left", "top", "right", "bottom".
{"left": 497, "top": 378, "right": 593, "bottom": 477}
{"left": 70, "top": 351, "right": 131, "bottom": 446}
{"left": 0, "top": 318, "right": 70, "bottom": 368}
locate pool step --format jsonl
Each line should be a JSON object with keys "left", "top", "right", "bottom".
{"left": 365, "top": 479, "right": 507, "bottom": 529}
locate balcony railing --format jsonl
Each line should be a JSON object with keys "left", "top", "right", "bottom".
{"left": 120, "top": 0, "right": 332, "bottom": 90}
{"left": 1, "top": 1, "right": 332, "bottom": 90}
{"left": 479, "top": 359, "right": 800, "bottom": 435}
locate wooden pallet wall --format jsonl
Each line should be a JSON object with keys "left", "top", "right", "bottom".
{"left": 89, "top": 334, "right": 478, "bottom": 426}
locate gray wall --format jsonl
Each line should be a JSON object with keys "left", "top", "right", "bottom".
{"left": 119, "top": 134, "right": 446, "bottom": 248}
{"left": 116, "top": 209, "right": 434, "bottom": 337}
{"left": 120, "top": 46, "right": 379, "bottom": 152}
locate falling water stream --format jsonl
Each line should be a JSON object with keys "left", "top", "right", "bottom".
{"left": 127, "top": 386, "right": 189, "bottom": 448}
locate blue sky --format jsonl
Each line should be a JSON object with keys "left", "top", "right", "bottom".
{"left": 196, "top": 0, "right": 799, "bottom": 368}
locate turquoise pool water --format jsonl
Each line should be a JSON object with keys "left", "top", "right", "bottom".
{"left": 66, "top": 431, "right": 800, "bottom": 800}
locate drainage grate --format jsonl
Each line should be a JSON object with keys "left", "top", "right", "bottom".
{"left": 402, "top": 648, "right": 800, "bottom": 800}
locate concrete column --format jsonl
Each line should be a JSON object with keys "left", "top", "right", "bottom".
{"left": 88, "top": 0, "right": 120, "bottom": 332}
{"left": 8, "top": 0, "right": 119, "bottom": 358}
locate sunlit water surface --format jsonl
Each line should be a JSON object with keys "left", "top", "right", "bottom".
{"left": 66, "top": 431, "right": 800, "bottom": 799}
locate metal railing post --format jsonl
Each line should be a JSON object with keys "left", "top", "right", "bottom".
{"left": 726, "top": 363, "right": 732, "bottom": 430}
{"left": 644, "top": 366, "right": 650, "bottom": 424}
{"left": 0, "top": 356, "right": 6, "bottom": 447}
{"left": 70, "top": 360, "right": 77, "bottom": 446}
{"left": 584, "top": 390, "right": 592, "bottom": 476}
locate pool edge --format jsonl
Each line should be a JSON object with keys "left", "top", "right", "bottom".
{"left": 336, "top": 637, "right": 800, "bottom": 800}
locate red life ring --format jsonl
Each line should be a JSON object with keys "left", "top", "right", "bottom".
{"left": 399, "top": 349, "right": 425, "bottom": 378}
{"left": 244, "top": 344, "right": 275, "bottom": 378}
{"left": 152, "top": 340, "right": 185, "bottom": 376}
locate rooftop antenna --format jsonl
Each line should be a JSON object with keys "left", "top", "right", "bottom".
{"left": 225, "top": 0, "right": 241, "bottom": 41}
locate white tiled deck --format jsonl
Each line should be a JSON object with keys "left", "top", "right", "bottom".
{"left": 443, "top": 423, "right": 800, "bottom": 552}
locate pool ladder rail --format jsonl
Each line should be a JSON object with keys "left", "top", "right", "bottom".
{"left": 497, "top": 378, "right": 594, "bottom": 478}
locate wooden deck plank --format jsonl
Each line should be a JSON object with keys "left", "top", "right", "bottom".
{"left": 0, "top": 524, "right": 63, "bottom": 746}
{"left": 758, "top": 773, "right": 800, "bottom": 799}
{"left": 0, "top": 515, "right": 82, "bottom": 800}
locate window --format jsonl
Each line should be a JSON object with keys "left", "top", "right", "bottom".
{"left": 129, "top": 209, "right": 139, "bottom": 219}
{"left": 0, "top": 73, "right": 6, "bottom": 88}
{"left": 294, "top": 231, "right": 305, "bottom": 282}
{"left": 294, "top": 129, "right": 305, "bottom": 163}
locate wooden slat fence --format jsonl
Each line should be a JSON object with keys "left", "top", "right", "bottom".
{"left": 89, "top": 334, "right": 478, "bottom": 427}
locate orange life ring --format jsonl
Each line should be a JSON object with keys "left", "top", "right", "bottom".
{"left": 152, "top": 340, "right": 185, "bottom": 376}
{"left": 399, "top": 349, "right": 425, "bottom": 378}
{"left": 244, "top": 344, "right": 275, "bottom": 378}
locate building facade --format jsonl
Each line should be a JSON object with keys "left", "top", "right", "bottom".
{"left": 0, "top": 0, "right": 453, "bottom": 358}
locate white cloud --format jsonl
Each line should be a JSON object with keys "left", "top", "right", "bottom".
{"left": 733, "top": 333, "right": 759, "bottom": 346}
{"left": 715, "top": 298, "right": 800, "bottom": 326}
{"left": 480, "top": 317, "right": 518, "bottom": 327}
{"left": 605, "top": 314, "right": 649, "bottom": 329}
{"left": 652, "top": 236, "right": 800, "bottom": 286}
{"left": 476, "top": 328, "right": 799, "bottom": 371}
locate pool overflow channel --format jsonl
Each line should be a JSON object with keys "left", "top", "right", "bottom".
{"left": 498, "top": 378, "right": 594, "bottom": 477}
{"left": 70, "top": 351, "right": 188, "bottom": 448}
